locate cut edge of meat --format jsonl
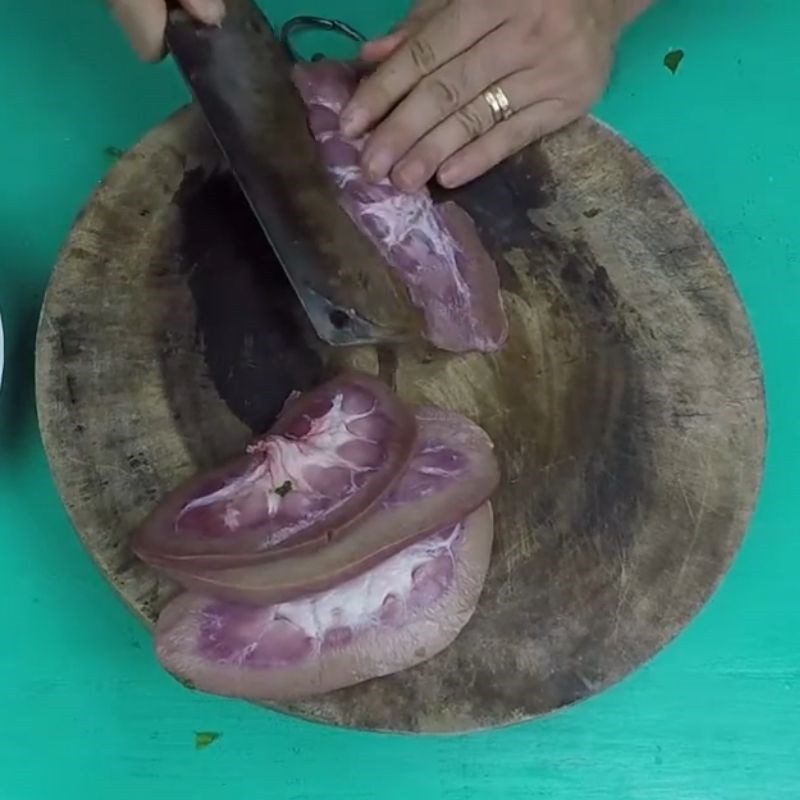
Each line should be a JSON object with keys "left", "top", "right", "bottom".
{"left": 161, "top": 405, "right": 500, "bottom": 604}
{"left": 132, "top": 371, "right": 417, "bottom": 568}
{"left": 154, "top": 503, "right": 494, "bottom": 701}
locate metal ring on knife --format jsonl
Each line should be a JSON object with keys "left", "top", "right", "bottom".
{"left": 280, "top": 16, "right": 366, "bottom": 63}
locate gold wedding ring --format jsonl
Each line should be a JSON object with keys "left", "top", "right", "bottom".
{"left": 483, "top": 85, "right": 513, "bottom": 124}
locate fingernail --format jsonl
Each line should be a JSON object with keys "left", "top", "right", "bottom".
{"left": 363, "top": 148, "right": 393, "bottom": 182}
{"left": 394, "top": 160, "right": 426, "bottom": 192}
{"left": 438, "top": 162, "right": 462, "bottom": 188}
{"left": 190, "top": 0, "right": 226, "bottom": 26}
{"left": 341, "top": 106, "right": 368, "bottom": 138}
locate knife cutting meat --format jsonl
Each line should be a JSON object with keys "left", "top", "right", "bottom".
{"left": 108, "top": 0, "right": 512, "bottom": 349}
{"left": 160, "top": 0, "right": 507, "bottom": 351}
{"left": 164, "top": 0, "right": 430, "bottom": 347}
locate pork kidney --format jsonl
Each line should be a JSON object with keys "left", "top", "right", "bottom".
{"left": 133, "top": 372, "right": 416, "bottom": 567}
{"left": 154, "top": 503, "right": 493, "bottom": 701}
{"left": 164, "top": 407, "right": 500, "bottom": 603}
{"left": 291, "top": 60, "right": 508, "bottom": 354}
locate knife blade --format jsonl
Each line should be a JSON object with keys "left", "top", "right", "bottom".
{"left": 165, "top": 0, "right": 421, "bottom": 347}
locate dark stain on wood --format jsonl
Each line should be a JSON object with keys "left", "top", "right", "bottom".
{"left": 170, "top": 168, "right": 324, "bottom": 434}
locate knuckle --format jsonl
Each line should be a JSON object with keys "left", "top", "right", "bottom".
{"left": 422, "top": 75, "right": 462, "bottom": 112}
{"left": 520, "top": 20, "right": 542, "bottom": 47}
{"left": 408, "top": 35, "right": 438, "bottom": 74}
{"left": 453, "top": 104, "right": 487, "bottom": 141}
{"left": 518, "top": 5, "right": 546, "bottom": 44}
{"left": 546, "top": 4, "right": 579, "bottom": 38}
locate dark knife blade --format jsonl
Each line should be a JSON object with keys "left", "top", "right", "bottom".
{"left": 165, "top": 0, "right": 421, "bottom": 346}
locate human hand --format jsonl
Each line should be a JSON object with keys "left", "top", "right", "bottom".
{"left": 342, "top": 0, "right": 652, "bottom": 191}
{"left": 108, "top": 0, "right": 226, "bottom": 62}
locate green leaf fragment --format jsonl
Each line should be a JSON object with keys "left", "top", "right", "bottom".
{"left": 195, "top": 731, "right": 221, "bottom": 750}
{"left": 664, "top": 49, "right": 684, "bottom": 74}
{"left": 275, "top": 480, "right": 293, "bottom": 497}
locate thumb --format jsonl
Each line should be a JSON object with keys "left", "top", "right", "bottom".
{"left": 110, "top": 0, "right": 226, "bottom": 62}
{"left": 109, "top": 0, "right": 167, "bottom": 62}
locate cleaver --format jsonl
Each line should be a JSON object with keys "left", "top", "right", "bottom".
{"left": 165, "top": 0, "right": 421, "bottom": 347}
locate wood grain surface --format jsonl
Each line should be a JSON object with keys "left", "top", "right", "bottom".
{"left": 35, "top": 105, "right": 765, "bottom": 733}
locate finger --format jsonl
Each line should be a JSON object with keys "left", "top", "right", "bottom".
{"left": 109, "top": 0, "right": 167, "bottom": 61}
{"left": 180, "top": 0, "right": 226, "bottom": 26}
{"left": 390, "top": 68, "right": 536, "bottom": 191}
{"left": 361, "top": 24, "right": 526, "bottom": 182}
{"left": 109, "top": 0, "right": 225, "bottom": 62}
{"left": 360, "top": 0, "right": 450, "bottom": 62}
{"left": 360, "top": 30, "right": 409, "bottom": 63}
{"left": 341, "top": 4, "right": 502, "bottom": 138}
{"left": 437, "top": 100, "right": 568, "bottom": 188}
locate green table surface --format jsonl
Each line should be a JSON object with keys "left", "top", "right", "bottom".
{"left": 1, "top": 1, "right": 797, "bottom": 798}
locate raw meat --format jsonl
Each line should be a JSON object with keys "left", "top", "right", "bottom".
{"left": 133, "top": 373, "right": 416, "bottom": 567}
{"left": 161, "top": 406, "right": 500, "bottom": 603}
{"left": 154, "top": 503, "right": 493, "bottom": 701}
{"left": 291, "top": 60, "right": 508, "bottom": 354}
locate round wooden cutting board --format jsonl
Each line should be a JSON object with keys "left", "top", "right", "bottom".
{"left": 35, "top": 106, "right": 765, "bottom": 734}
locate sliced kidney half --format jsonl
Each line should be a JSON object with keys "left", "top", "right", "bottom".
{"left": 164, "top": 407, "right": 500, "bottom": 604}
{"left": 133, "top": 372, "right": 417, "bottom": 568}
{"left": 154, "top": 503, "right": 494, "bottom": 701}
